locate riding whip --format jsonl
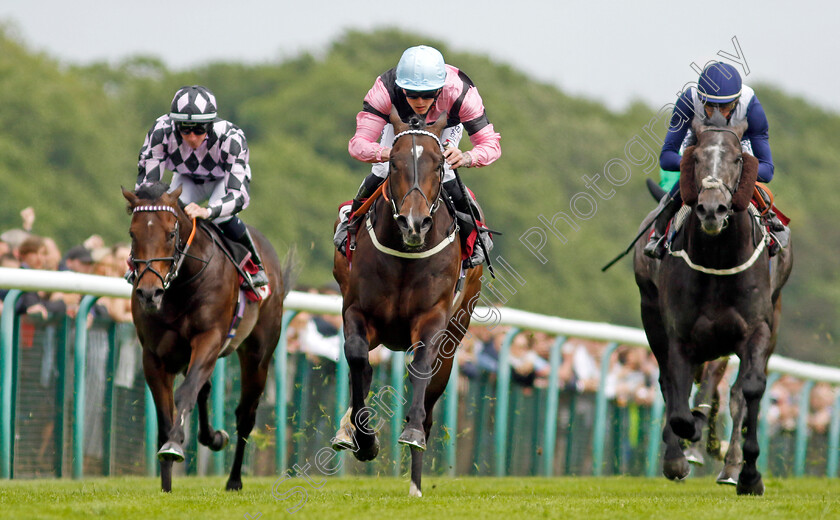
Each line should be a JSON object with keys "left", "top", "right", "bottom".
{"left": 601, "top": 193, "right": 673, "bottom": 272}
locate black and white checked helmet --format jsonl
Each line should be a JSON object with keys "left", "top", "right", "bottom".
{"left": 169, "top": 85, "right": 218, "bottom": 123}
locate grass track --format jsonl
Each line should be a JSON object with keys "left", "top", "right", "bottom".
{"left": 1, "top": 476, "right": 838, "bottom": 519}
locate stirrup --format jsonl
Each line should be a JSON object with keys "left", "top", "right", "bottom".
{"left": 643, "top": 233, "right": 667, "bottom": 259}
{"left": 250, "top": 267, "right": 269, "bottom": 288}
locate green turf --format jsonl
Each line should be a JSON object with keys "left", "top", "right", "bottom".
{"left": 0, "top": 476, "right": 837, "bottom": 519}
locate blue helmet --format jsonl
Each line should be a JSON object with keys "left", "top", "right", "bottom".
{"left": 697, "top": 62, "right": 742, "bottom": 104}
{"left": 395, "top": 45, "right": 447, "bottom": 91}
{"left": 169, "top": 85, "right": 218, "bottom": 123}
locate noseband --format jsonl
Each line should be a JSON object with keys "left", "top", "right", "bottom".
{"left": 130, "top": 205, "right": 197, "bottom": 290}
{"left": 387, "top": 129, "right": 445, "bottom": 220}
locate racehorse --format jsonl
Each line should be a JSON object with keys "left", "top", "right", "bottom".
{"left": 332, "top": 109, "right": 483, "bottom": 497}
{"left": 633, "top": 112, "right": 792, "bottom": 495}
{"left": 122, "top": 183, "right": 294, "bottom": 492}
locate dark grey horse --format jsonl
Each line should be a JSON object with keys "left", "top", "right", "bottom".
{"left": 634, "top": 113, "right": 792, "bottom": 495}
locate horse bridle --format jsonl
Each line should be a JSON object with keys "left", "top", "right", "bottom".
{"left": 130, "top": 205, "right": 202, "bottom": 290}
{"left": 386, "top": 129, "right": 446, "bottom": 220}
{"left": 695, "top": 127, "right": 744, "bottom": 225}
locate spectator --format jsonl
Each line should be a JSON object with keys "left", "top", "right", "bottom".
{"left": 767, "top": 375, "right": 801, "bottom": 435}
{"left": 606, "top": 346, "right": 656, "bottom": 407}
{"left": 61, "top": 245, "right": 95, "bottom": 274}
{"left": 558, "top": 338, "right": 602, "bottom": 394}
{"left": 0, "top": 229, "right": 30, "bottom": 259}
{"left": 808, "top": 382, "right": 836, "bottom": 435}
{"left": 508, "top": 332, "right": 540, "bottom": 389}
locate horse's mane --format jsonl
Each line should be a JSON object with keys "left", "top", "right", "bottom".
{"left": 407, "top": 115, "right": 425, "bottom": 130}
{"left": 704, "top": 110, "right": 728, "bottom": 128}
{"left": 134, "top": 182, "right": 186, "bottom": 208}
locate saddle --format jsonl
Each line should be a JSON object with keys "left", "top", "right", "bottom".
{"left": 200, "top": 221, "right": 267, "bottom": 301}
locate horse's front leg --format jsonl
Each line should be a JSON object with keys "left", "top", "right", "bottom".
{"left": 736, "top": 324, "right": 772, "bottom": 496}
{"left": 400, "top": 310, "right": 448, "bottom": 452}
{"left": 342, "top": 308, "right": 378, "bottom": 461}
{"left": 142, "top": 349, "right": 176, "bottom": 492}
{"left": 717, "top": 375, "right": 745, "bottom": 486}
{"left": 685, "top": 358, "right": 729, "bottom": 465}
{"left": 663, "top": 340, "right": 703, "bottom": 442}
{"left": 160, "top": 330, "right": 224, "bottom": 463}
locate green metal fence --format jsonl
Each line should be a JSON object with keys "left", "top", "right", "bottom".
{"left": 2, "top": 297, "right": 840, "bottom": 481}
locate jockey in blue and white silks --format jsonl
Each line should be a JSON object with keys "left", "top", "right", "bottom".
{"left": 644, "top": 62, "right": 786, "bottom": 259}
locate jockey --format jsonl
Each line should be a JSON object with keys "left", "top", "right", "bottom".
{"left": 334, "top": 45, "right": 502, "bottom": 267}
{"left": 644, "top": 62, "right": 788, "bottom": 259}
{"left": 135, "top": 85, "right": 268, "bottom": 287}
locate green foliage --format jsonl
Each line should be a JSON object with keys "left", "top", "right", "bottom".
{"left": 0, "top": 27, "right": 837, "bottom": 364}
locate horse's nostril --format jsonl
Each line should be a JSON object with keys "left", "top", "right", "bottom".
{"left": 420, "top": 216, "right": 433, "bottom": 232}
{"left": 716, "top": 204, "right": 728, "bottom": 217}
{"left": 396, "top": 215, "right": 409, "bottom": 230}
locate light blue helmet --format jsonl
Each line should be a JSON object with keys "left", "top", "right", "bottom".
{"left": 395, "top": 45, "right": 447, "bottom": 91}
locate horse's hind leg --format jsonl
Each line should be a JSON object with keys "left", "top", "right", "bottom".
{"left": 226, "top": 348, "right": 271, "bottom": 491}
{"left": 196, "top": 381, "right": 230, "bottom": 451}
{"left": 143, "top": 350, "right": 176, "bottom": 492}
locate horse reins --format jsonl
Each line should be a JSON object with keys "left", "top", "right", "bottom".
{"left": 130, "top": 205, "right": 207, "bottom": 290}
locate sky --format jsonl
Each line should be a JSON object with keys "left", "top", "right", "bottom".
{"left": 1, "top": 0, "right": 837, "bottom": 113}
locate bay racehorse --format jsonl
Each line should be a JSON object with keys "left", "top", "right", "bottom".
{"left": 332, "top": 109, "right": 483, "bottom": 497}
{"left": 633, "top": 112, "right": 792, "bottom": 495}
{"left": 123, "top": 183, "right": 294, "bottom": 492}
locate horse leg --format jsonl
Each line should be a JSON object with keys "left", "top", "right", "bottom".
{"left": 659, "top": 371, "right": 690, "bottom": 481}
{"left": 736, "top": 326, "right": 771, "bottom": 496}
{"left": 196, "top": 381, "right": 230, "bottom": 451}
{"left": 143, "top": 350, "right": 176, "bottom": 492}
{"left": 399, "top": 313, "right": 447, "bottom": 453}
{"left": 343, "top": 310, "right": 378, "bottom": 461}
{"left": 225, "top": 348, "right": 270, "bottom": 491}
{"left": 717, "top": 376, "right": 745, "bottom": 486}
{"left": 410, "top": 353, "right": 455, "bottom": 498}
{"left": 685, "top": 358, "right": 728, "bottom": 465}
{"left": 162, "top": 331, "right": 224, "bottom": 464}
{"left": 663, "top": 344, "right": 702, "bottom": 442}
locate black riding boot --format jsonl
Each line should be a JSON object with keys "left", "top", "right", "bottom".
{"left": 334, "top": 173, "right": 385, "bottom": 255}
{"left": 219, "top": 217, "right": 269, "bottom": 288}
{"left": 643, "top": 195, "right": 680, "bottom": 259}
{"left": 443, "top": 180, "right": 493, "bottom": 267}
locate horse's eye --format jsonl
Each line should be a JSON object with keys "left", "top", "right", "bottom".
{"left": 169, "top": 230, "right": 177, "bottom": 241}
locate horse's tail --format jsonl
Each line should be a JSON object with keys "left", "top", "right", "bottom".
{"left": 279, "top": 244, "right": 300, "bottom": 299}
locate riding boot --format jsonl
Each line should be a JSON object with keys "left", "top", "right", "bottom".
{"left": 643, "top": 195, "right": 680, "bottom": 259}
{"left": 334, "top": 173, "right": 385, "bottom": 256}
{"left": 219, "top": 217, "right": 269, "bottom": 288}
{"left": 443, "top": 180, "right": 493, "bottom": 267}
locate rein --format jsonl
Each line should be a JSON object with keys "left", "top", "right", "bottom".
{"left": 131, "top": 205, "right": 207, "bottom": 289}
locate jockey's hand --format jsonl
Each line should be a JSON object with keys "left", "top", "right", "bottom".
{"left": 444, "top": 147, "right": 473, "bottom": 169}
{"left": 184, "top": 203, "right": 211, "bottom": 220}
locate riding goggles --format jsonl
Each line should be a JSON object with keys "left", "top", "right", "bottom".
{"left": 176, "top": 122, "right": 211, "bottom": 135}
{"left": 404, "top": 89, "right": 441, "bottom": 100}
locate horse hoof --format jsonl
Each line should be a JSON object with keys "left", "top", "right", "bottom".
{"left": 331, "top": 424, "right": 356, "bottom": 451}
{"left": 663, "top": 457, "right": 690, "bottom": 481}
{"left": 353, "top": 435, "right": 380, "bottom": 462}
{"left": 683, "top": 445, "right": 705, "bottom": 466}
{"left": 398, "top": 428, "right": 426, "bottom": 451}
{"left": 409, "top": 481, "right": 423, "bottom": 497}
{"left": 226, "top": 479, "right": 243, "bottom": 491}
{"left": 716, "top": 464, "right": 741, "bottom": 486}
{"left": 736, "top": 476, "right": 764, "bottom": 496}
{"left": 157, "top": 442, "right": 185, "bottom": 463}
{"left": 210, "top": 430, "right": 230, "bottom": 451}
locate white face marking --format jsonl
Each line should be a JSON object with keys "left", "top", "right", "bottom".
{"left": 708, "top": 144, "right": 723, "bottom": 175}
{"left": 147, "top": 220, "right": 153, "bottom": 228}
{"left": 412, "top": 144, "right": 424, "bottom": 160}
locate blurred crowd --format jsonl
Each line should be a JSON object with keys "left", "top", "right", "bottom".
{"left": 0, "top": 207, "right": 132, "bottom": 325}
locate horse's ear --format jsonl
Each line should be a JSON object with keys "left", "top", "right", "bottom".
{"left": 390, "top": 106, "right": 408, "bottom": 134}
{"left": 122, "top": 186, "right": 138, "bottom": 207}
{"left": 679, "top": 146, "right": 698, "bottom": 206}
{"left": 428, "top": 111, "right": 448, "bottom": 137}
{"left": 732, "top": 152, "right": 758, "bottom": 212}
{"left": 166, "top": 185, "right": 183, "bottom": 205}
